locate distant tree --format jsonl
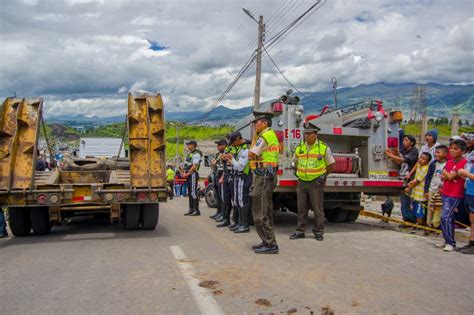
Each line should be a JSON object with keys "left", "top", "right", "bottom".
{"left": 428, "top": 118, "right": 435, "bottom": 124}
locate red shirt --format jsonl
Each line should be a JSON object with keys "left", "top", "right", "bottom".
{"left": 442, "top": 158, "right": 467, "bottom": 198}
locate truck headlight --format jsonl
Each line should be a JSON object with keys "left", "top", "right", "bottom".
{"left": 374, "top": 111, "right": 384, "bottom": 122}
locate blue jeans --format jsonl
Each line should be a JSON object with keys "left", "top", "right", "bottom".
{"left": 441, "top": 195, "right": 462, "bottom": 246}
{"left": 175, "top": 184, "right": 182, "bottom": 196}
{"left": 0, "top": 208, "right": 7, "bottom": 236}
{"left": 400, "top": 192, "right": 415, "bottom": 222}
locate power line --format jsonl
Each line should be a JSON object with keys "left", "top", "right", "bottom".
{"left": 266, "top": 0, "right": 326, "bottom": 50}
{"left": 202, "top": 53, "right": 257, "bottom": 119}
{"left": 266, "top": 0, "right": 327, "bottom": 51}
{"left": 263, "top": 46, "right": 305, "bottom": 96}
{"left": 205, "top": 0, "right": 327, "bottom": 118}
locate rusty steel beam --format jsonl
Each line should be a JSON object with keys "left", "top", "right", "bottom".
{"left": 128, "top": 93, "right": 166, "bottom": 188}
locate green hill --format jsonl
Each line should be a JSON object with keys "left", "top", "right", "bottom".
{"left": 43, "top": 122, "right": 232, "bottom": 159}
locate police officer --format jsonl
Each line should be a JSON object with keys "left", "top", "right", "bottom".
{"left": 290, "top": 121, "right": 335, "bottom": 241}
{"left": 216, "top": 136, "right": 237, "bottom": 227}
{"left": 183, "top": 140, "right": 202, "bottom": 216}
{"left": 210, "top": 139, "right": 227, "bottom": 220}
{"left": 248, "top": 112, "right": 280, "bottom": 254}
{"left": 225, "top": 131, "right": 252, "bottom": 233}
{"left": 166, "top": 165, "right": 175, "bottom": 200}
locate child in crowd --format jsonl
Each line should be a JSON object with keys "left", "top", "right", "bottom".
{"left": 457, "top": 133, "right": 474, "bottom": 254}
{"left": 405, "top": 152, "right": 432, "bottom": 226}
{"left": 424, "top": 145, "right": 448, "bottom": 230}
{"left": 437, "top": 139, "right": 467, "bottom": 252}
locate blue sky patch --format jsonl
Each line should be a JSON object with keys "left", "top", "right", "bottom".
{"left": 148, "top": 40, "right": 167, "bottom": 51}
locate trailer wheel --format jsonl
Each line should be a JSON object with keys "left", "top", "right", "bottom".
{"left": 141, "top": 203, "right": 159, "bottom": 230}
{"left": 8, "top": 207, "right": 31, "bottom": 236}
{"left": 345, "top": 210, "right": 360, "bottom": 223}
{"left": 123, "top": 204, "right": 141, "bottom": 230}
{"left": 324, "top": 208, "right": 349, "bottom": 223}
{"left": 205, "top": 185, "right": 218, "bottom": 208}
{"left": 30, "top": 207, "right": 52, "bottom": 235}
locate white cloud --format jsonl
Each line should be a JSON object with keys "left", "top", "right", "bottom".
{"left": 0, "top": 0, "right": 472, "bottom": 116}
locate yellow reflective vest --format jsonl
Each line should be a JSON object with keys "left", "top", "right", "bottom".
{"left": 250, "top": 128, "right": 280, "bottom": 170}
{"left": 166, "top": 169, "right": 175, "bottom": 181}
{"left": 295, "top": 140, "right": 328, "bottom": 181}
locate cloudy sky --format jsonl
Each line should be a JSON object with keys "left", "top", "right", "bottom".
{"left": 0, "top": 0, "right": 473, "bottom": 118}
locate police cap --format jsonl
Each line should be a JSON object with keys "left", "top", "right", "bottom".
{"left": 228, "top": 131, "right": 242, "bottom": 143}
{"left": 303, "top": 121, "right": 320, "bottom": 133}
{"left": 186, "top": 140, "right": 197, "bottom": 146}
{"left": 251, "top": 111, "right": 275, "bottom": 123}
{"left": 214, "top": 139, "right": 228, "bottom": 146}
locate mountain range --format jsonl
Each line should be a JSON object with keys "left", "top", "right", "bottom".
{"left": 46, "top": 82, "right": 474, "bottom": 125}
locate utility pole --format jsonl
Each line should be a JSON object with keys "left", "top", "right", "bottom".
{"left": 253, "top": 15, "right": 264, "bottom": 111}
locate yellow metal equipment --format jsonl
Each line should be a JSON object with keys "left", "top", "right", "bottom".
{"left": 0, "top": 93, "right": 167, "bottom": 236}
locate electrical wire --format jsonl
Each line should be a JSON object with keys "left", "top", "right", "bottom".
{"left": 263, "top": 46, "right": 305, "bottom": 96}
{"left": 266, "top": 0, "right": 327, "bottom": 51}
{"left": 202, "top": 53, "right": 257, "bottom": 119}
{"left": 204, "top": 0, "right": 327, "bottom": 118}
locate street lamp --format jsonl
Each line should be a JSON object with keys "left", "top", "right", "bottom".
{"left": 169, "top": 122, "right": 179, "bottom": 162}
{"left": 242, "top": 8, "right": 258, "bottom": 23}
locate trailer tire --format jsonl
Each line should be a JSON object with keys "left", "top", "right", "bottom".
{"left": 324, "top": 208, "right": 349, "bottom": 223}
{"left": 123, "top": 204, "right": 141, "bottom": 230}
{"left": 141, "top": 203, "right": 159, "bottom": 230}
{"left": 30, "top": 207, "right": 52, "bottom": 235}
{"left": 8, "top": 207, "right": 31, "bottom": 236}
{"left": 204, "top": 185, "right": 218, "bottom": 209}
{"left": 345, "top": 210, "right": 360, "bottom": 223}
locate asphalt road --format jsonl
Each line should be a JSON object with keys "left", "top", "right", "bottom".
{"left": 1, "top": 197, "right": 473, "bottom": 315}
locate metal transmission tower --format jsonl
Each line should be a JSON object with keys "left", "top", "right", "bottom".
{"left": 411, "top": 85, "right": 427, "bottom": 135}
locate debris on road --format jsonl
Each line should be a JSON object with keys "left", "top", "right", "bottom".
{"left": 198, "top": 280, "right": 219, "bottom": 289}
{"left": 321, "top": 305, "right": 334, "bottom": 315}
{"left": 255, "top": 298, "right": 272, "bottom": 307}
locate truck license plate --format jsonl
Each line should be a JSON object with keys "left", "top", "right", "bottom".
{"left": 368, "top": 171, "right": 389, "bottom": 180}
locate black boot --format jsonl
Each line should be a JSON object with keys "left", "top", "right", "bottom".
{"left": 216, "top": 220, "right": 230, "bottom": 227}
{"left": 229, "top": 222, "right": 240, "bottom": 231}
{"left": 235, "top": 205, "right": 249, "bottom": 233}
{"left": 185, "top": 195, "right": 194, "bottom": 215}
{"left": 190, "top": 199, "right": 200, "bottom": 216}
{"left": 217, "top": 204, "right": 230, "bottom": 226}
{"left": 234, "top": 225, "right": 249, "bottom": 233}
{"left": 210, "top": 211, "right": 219, "bottom": 219}
{"left": 215, "top": 214, "right": 224, "bottom": 222}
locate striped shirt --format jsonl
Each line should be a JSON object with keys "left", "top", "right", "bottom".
{"left": 411, "top": 164, "right": 429, "bottom": 201}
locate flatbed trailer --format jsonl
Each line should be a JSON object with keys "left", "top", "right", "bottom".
{"left": 0, "top": 93, "right": 167, "bottom": 236}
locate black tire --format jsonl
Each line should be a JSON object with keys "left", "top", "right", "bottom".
{"left": 324, "top": 208, "right": 349, "bottom": 223}
{"left": 123, "top": 204, "right": 141, "bottom": 230}
{"left": 345, "top": 210, "right": 360, "bottom": 223}
{"left": 8, "top": 207, "right": 31, "bottom": 236}
{"left": 205, "top": 185, "right": 218, "bottom": 208}
{"left": 141, "top": 203, "right": 159, "bottom": 230}
{"left": 30, "top": 207, "right": 52, "bottom": 235}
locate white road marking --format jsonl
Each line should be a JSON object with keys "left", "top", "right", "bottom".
{"left": 170, "top": 245, "right": 224, "bottom": 315}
